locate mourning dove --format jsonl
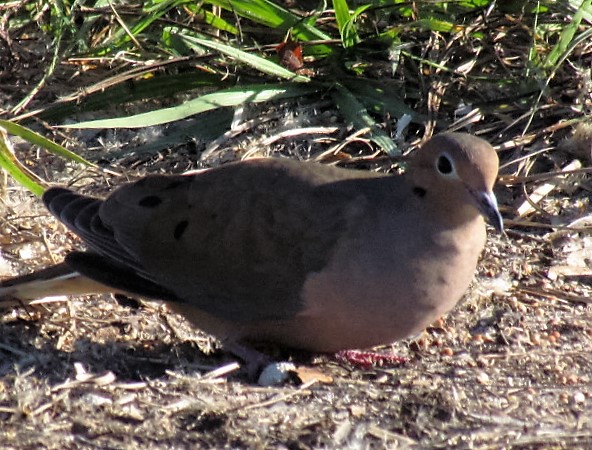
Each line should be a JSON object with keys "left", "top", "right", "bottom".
{"left": 0, "top": 132, "right": 502, "bottom": 358}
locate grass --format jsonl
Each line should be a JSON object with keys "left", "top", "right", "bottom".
{"left": 4, "top": 0, "right": 590, "bottom": 185}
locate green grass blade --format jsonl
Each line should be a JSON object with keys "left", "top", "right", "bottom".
{"left": 0, "top": 129, "right": 45, "bottom": 196}
{"left": 0, "top": 120, "right": 95, "bottom": 167}
{"left": 178, "top": 33, "right": 310, "bottom": 82}
{"left": 544, "top": 0, "right": 591, "bottom": 69}
{"left": 331, "top": 84, "right": 399, "bottom": 157}
{"left": 30, "top": 72, "right": 233, "bottom": 123}
{"left": 343, "top": 78, "right": 420, "bottom": 122}
{"left": 64, "top": 83, "right": 323, "bottom": 129}
{"left": 203, "top": 0, "right": 333, "bottom": 56}
{"left": 204, "top": 0, "right": 331, "bottom": 41}
{"left": 107, "top": 109, "right": 234, "bottom": 158}
{"left": 193, "top": 6, "right": 238, "bottom": 34}
{"left": 333, "top": 0, "right": 360, "bottom": 48}
{"left": 94, "top": 0, "right": 183, "bottom": 55}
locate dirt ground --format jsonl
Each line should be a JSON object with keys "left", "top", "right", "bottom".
{"left": 2, "top": 7, "right": 592, "bottom": 450}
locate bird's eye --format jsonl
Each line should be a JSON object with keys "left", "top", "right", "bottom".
{"left": 437, "top": 153, "right": 454, "bottom": 175}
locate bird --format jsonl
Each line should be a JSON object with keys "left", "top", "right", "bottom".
{"left": 0, "top": 132, "right": 502, "bottom": 367}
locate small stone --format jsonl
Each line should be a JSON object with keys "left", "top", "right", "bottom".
{"left": 574, "top": 392, "right": 586, "bottom": 404}
{"left": 258, "top": 362, "right": 296, "bottom": 386}
{"left": 476, "top": 371, "right": 490, "bottom": 385}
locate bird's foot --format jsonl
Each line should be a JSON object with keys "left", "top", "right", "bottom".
{"left": 222, "top": 341, "right": 273, "bottom": 380}
{"left": 335, "top": 349, "right": 407, "bottom": 369}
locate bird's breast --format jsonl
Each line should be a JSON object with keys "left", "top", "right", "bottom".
{"left": 289, "top": 218, "right": 487, "bottom": 351}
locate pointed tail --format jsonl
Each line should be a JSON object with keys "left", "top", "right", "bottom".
{"left": 0, "top": 263, "right": 113, "bottom": 306}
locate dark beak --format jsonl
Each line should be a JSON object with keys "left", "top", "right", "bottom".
{"left": 471, "top": 189, "right": 504, "bottom": 233}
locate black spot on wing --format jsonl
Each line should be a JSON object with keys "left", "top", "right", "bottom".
{"left": 138, "top": 195, "right": 162, "bottom": 208}
{"left": 413, "top": 186, "right": 426, "bottom": 198}
{"left": 173, "top": 220, "right": 189, "bottom": 240}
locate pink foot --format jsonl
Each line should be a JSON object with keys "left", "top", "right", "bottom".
{"left": 335, "top": 350, "right": 407, "bottom": 369}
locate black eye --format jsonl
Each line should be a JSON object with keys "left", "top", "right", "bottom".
{"left": 437, "top": 154, "right": 453, "bottom": 174}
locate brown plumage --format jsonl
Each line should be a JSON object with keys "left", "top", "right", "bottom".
{"left": 0, "top": 132, "right": 502, "bottom": 356}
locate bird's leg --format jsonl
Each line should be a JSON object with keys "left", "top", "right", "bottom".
{"left": 335, "top": 349, "right": 407, "bottom": 369}
{"left": 223, "top": 341, "right": 273, "bottom": 379}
